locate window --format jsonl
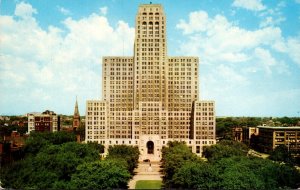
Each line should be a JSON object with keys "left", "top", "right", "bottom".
{"left": 196, "top": 146, "right": 200, "bottom": 153}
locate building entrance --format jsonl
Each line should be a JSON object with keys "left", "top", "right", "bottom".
{"left": 147, "top": 141, "right": 154, "bottom": 154}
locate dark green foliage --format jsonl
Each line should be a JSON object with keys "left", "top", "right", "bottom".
{"left": 172, "top": 161, "right": 220, "bottom": 189}
{"left": 215, "top": 156, "right": 300, "bottom": 190}
{"left": 0, "top": 125, "right": 28, "bottom": 138}
{"left": 75, "top": 124, "right": 85, "bottom": 141}
{"left": 273, "top": 117, "right": 299, "bottom": 126}
{"left": 162, "top": 140, "right": 300, "bottom": 189}
{"left": 1, "top": 130, "right": 138, "bottom": 190}
{"left": 87, "top": 141, "right": 105, "bottom": 153}
{"left": 203, "top": 140, "right": 249, "bottom": 162}
{"left": 216, "top": 117, "right": 262, "bottom": 140}
{"left": 161, "top": 141, "right": 201, "bottom": 188}
{"left": 107, "top": 145, "right": 140, "bottom": 174}
{"left": 269, "top": 144, "right": 295, "bottom": 165}
{"left": 0, "top": 116, "right": 28, "bottom": 138}
{"left": 0, "top": 142, "right": 99, "bottom": 189}
{"left": 216, "top": 117, "right": 237, "bottom": 140}
{"left": 70, "top": 159, "right": 131, "bottom": 189}
{"left": 215, "top": 157, "right": 267, "bottom": 190}
{"left": 36, "top": 142, "right": 100, "bottom": 180}
{"left": 0, "top": 132, "right": 135, "bottom": 189}
{"left": 24, "top": 131, "right": 76, "bottom": 154}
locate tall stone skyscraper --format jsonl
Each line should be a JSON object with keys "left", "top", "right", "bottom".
{"left": 86, "top": 4, "right": 216, "bottom": 161}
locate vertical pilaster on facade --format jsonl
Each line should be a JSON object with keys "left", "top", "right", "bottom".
{"left": 85, "top": 4, "right": 216, "bottom": 160}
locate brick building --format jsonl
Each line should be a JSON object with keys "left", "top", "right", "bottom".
{"left": 27, "top": 110, "right": 60, "bottom": 133}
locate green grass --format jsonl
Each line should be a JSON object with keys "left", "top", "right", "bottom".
{"left": 135, "top": 180, "right": 162, "bottom": 189}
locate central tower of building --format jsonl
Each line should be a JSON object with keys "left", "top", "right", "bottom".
{"left": 86, "top": 4, "right": 216, "bottom": 161}
{"left": 134, "top": 5, "right": 167, "bottom": 108}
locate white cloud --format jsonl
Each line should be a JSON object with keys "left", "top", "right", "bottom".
{"left": 14, "top": 2, "right": 37, "bottom": 18}
{"left": 57, "top": 6, "right": 71, "bottom": 15}
{"left": 259, "top": 16, "right": 285, "bottom": 27}
{"left": 286, "top": 37, "right": 300, "bottom": 66}
{"left": 254, "top": 47, "right": 277, "bottom": 75}
{"left": 258, "top": 1, "right": 286, "bottom": 28}
{"left": 176, "top": 11, "right": 285, "bottom": 67}
{"left": 0, "top": 2, "right": 134, "bottom": 114}
{"left": 100, "top": 6, "right": 108, "bottom": 15}
{"left": 217, "top": 64, "right": 248, "bottom": 85}
{"left": 232, "top": 0, "right": 266, "bottom": 11}
{"left": 176, "top": 9, "right": 300, "bottom": 116}
{"left": 177, "top": 11, "right": 209, "bottom": 34}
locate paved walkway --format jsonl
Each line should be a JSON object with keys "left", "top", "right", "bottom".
{"left": 128, "top": 161, "right": 163, "bottom": 189}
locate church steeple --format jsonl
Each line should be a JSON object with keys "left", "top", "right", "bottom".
{"left": 73, "top": 96, "right": 80, "bottom": 129}
{"left": 74, "top": 96, "right": 80, "bottom": 117}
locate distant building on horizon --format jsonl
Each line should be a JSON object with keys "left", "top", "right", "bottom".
{"left": 27, "top": 110, "right": 60, "bottom": 133}
{"left": 73, "top": 97, "right": 81, "bottom": 130}
{"left": 85, "top": 4, "right": 216, "bottom": 161}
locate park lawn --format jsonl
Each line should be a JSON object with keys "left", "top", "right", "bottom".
{"left": 135, "top": 180, "right": 162, "bottom": 189}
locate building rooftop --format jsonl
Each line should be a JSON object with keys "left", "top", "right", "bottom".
{"left": 257, "top": 125, "right": 300, "bottom": 130}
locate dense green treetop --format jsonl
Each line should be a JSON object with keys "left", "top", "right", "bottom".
{"left": 161, "top": 141, "right": 201, "bottom": 187}
{"left": 107, "top": 145, "right": 140, "bottom": 174}
{"left": 162, "top": 140, "right": 300, "bottom": 189}
{"left": 1, "top": 131, "right": 138, "bottom": 189}
{"left": 269, "top": 144, "right": 295, "bottom": 165}
{"left": 172, "top": 160, "right": 219, "bottom": 189}
{"left": 69, "top": 159, "right": 131, "bottom": 190}
{"left": 24, "top": 131, "right": 76, "bottom": 155}
{"left": 203, "top": 140, "right": 249, "bottom": 162}
{"left": 1, "top": 142, "right": 100, "bottom": 189}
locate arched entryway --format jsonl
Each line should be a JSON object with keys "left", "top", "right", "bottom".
{"left": 147, "top": 141, "right": 154, "bottom": 154}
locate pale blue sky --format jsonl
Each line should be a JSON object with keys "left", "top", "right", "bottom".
{"left": 0, "top": 0, "right": 300, "bottom": 116}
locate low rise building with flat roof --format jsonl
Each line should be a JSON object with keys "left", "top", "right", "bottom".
{"left": 256, "top": 126, "right": 300, "bottom": 155}
{"left": 27, "top": 110, "right": 60, "bottom": 133}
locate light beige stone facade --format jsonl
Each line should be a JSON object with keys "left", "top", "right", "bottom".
{"left": 86, "top": 4, "right": 216, "bottom": 161}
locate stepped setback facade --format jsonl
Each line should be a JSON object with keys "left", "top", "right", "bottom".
{"left": 85, "top": 4, "right": 216, "bottom": 161}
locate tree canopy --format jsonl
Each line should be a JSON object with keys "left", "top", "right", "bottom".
{"left": 203, "top": 140, "right": 249, "bottom": 162}
{"left": 69, "top": 159, "right": 131, "bottom": 189}
{"left": 107, "top": 144, "right": 140, "bottom": 174}
{"left": 161, "top": 140, "right": 300, "bottom": 189}
{"left": 24, "top": 131, "right": 76, "bottom": 155}
{"left": 0, "top": 131, "right": 138, "bottom": 189}
{"left": 1, "top": 142, "right": 100, "bottom": 189}
{"left": 269, "top": 144, "right": 295, "bottom": 165}
{"left": 161, "top": 141, "right": 201, "bottom": 188}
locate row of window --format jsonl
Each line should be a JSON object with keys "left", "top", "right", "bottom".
{"left": 140, "top": 21, "right": 164, "bottom": 25}
{"left": 141, "top": 12, "right": 160, "bottom": 15}
{"left": 196, "top": 102, "right": 214, "bottom": 106}
{"left": 87, "top": 102, "right": 106, "bottom": 106}
{"left": 104, "top": 59, "right": 133, "bottom": 63}
{"left": 169, "top": 59, "right": 197, "bottom": 63}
